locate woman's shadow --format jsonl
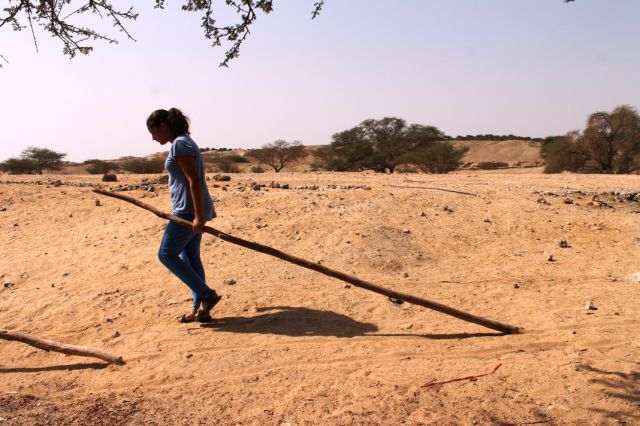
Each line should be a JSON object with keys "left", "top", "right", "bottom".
{"left": 200, "top": 306, "right": 502, "bottom": 339}
{"left": 200, "top": 306, "right": 378, "bottom": 338}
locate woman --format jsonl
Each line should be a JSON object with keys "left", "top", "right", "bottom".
{"left": 147, "top": 108, "right": 221, "bottom": 323}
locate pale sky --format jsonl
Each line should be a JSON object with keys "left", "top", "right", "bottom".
{"left": 1, "top": 0, "right": 639, "bottom": 162}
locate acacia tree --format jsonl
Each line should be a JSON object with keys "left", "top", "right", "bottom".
{"left": 0, "top": 0, "right": 325, "bottom": 67}
{"left": 1, "top": 0, "right": 576, "bottom": 67}
{"left": 247, "top": 140, "right": 306, "bottom": 172}
{"left": 0, "top": 146, "right": 67, "bottom": 174}
{"left": 322, "top": 117, "right": 448, "bottom": 173}
{"left": 23, "top": 146, "right": 66, "bottom": 174}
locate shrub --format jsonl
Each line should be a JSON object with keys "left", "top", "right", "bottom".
{"left": 541, "top": 135, "right": 588, "bottom": 173}
{"left": 226, "top": 154, "right": 249, "bottom": 163}
{"left": 85, "top": 160, "right": 118, "bottom": 174}
{"left": 121, "top": 159, "right": 165, "bottom": 174}
{"left": 401, "top": 141, "right": 468, "bottom": 173}
{"left": 209, "top": 157, "right": 240, "bottom": 173}
{"left": 475, "top": 161, "right": 509, "bottom": 170}
{"left": 0, "top": 158, "right": 36, "bottom": 174}
{"left": 250, "top": 165, "right": 265, "bottom": 173}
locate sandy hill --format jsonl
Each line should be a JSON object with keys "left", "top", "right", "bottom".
{"left": 55, "top": 140, "right": 544, "bottom": 175}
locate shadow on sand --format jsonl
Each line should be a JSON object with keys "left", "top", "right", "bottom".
{"left": 199, "top": 306, "right": 506, "bottom": 339}
{"left": 577, "top": 363, "right": 640, "bottom": 423}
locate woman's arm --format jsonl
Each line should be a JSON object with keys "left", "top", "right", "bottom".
{"left": 175, "top": 155, "right": 206, "bottom": 233}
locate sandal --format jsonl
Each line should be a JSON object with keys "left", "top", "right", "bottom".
{"left": 177, "top": 311, "right": 198, "bottom": 323}
{"left": 196, "top": 292, "right": 222, "bottom": 323}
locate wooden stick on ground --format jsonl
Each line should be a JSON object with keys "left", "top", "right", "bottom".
{"left": 93, "top": 189, "right": 521, "bottom": 334}
{"left": 0, "top": 330, "right": 124, "bottom": 365}
{"left": 385, "top": 184, "right": 479, "bottom": 197}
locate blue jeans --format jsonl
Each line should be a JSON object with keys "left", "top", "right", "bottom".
{"left": 158, "top": 213, "right": 214, "bottom": 312}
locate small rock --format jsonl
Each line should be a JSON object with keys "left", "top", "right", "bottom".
{"left": 564, "top": 198, "right": 574, "bottom": 204}
{"left": 625, "top": 272, "right": 640, "bottom": 283}
{"left": 388, "top": 296, "right": 404, "bottom": 305}
{"left": 281, "top": 184, "right": 289, "bottom": 189}
{"left": 585, "top": 300, "right": 597, "bottom": 310}
{"left": 213, "top": 175, "right": 231, "bottom": 182}
{"left": 402, "top": 272, "right": 409, "bottom": 278}
{"left": 483, "top": 218, "right": 492, "bottom": 223}
{"left": 112, "top": 331, "right": 121, "bottom": 338}
{"left": 95, "top": 199, "right": 101, "bottom": 207}
{"left": 20, "top": 272, "right": 28, "bottom": 279}
{"left": 223, "top": 278, "right": 237, "bottom": 285}
{"left": 0, "top": 207, "right": 6, "bottom": 212}
{"left": 537, "top": 197, "right": 550, "bottom": 205}
{"left": 547, "top": 254, "right": 556, "bottom": 262}
{"left": 166, "top": 299, "right": 177, "bottom": 306}
{"left": 62, "top": 272, "right": 70, "bottom": 277}
{"left": 420, "top": 212, "right": 427, "bottom": 217}
{"left": 251, "top": 183, "right": 261, "bottom": 191}
{"left": 402, "top": 228, "right": 411, "bottom": 234}
{"left": 400, "top": 323, "right": 413, "bottom": 330}
{"left": 634, "top": 237, "right": 640, "bottom": 247}
{"left": 513, "top": 283, "right": 520, "bottom": 289}
{"left": 559, "top": 240, "right": 570, "bottom": 248}
{"left": 185, "top": 352, "right": 193, "bottom": 359}
{"left": 344, "top": 284, "right": 351, "bottom": 289}
{"left": 102, "top": 174, "right": 117, "bottom": 182}
{"left": 443, "top": 206, "right": 453, "bottom": 213}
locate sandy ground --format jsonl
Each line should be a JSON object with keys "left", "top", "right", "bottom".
{"left": 0, "top": 171, "right": 638, "bottom": 425}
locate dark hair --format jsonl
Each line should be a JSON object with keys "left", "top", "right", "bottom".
{"left": 146, "top": 108, "right": 190, "bottom": 136}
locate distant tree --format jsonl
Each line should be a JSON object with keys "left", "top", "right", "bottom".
{"left": 542, "top": 106, "right": 640, "bottom": 174}
{"left": 20, "top": 147, "right": 66, "bottom": 174}
{"left": 322, "top": 117, "right": 446, "bottom": 173}
{"left": 0, "top": 157, "right": 36, "bottom": 174}
{"left": 1, "top": 1, "right": 576, "bottom": 68}
{"left": 84, "top": 160, "right": 119, "bottom": 175}
{"left": 577, "top": 105, "right": 640, "bottom": 173}
{"left": 247, "top": 140, "right": 306, "bottom": 173}
{"left": 401, "top": 142, "right": 469, "bottom": 174}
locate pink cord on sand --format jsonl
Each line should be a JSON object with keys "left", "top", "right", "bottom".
{"left": 421, "top": 363, "right": 502, "bottom": 389}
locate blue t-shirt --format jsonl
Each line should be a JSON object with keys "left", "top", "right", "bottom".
{"left": 165, "top": 135, "right": 215, "bottom": 219}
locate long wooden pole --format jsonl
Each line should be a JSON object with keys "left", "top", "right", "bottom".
{"left": 93, "top": 189, "right": 521, "bottom": 334}
{"left": 0, "top": 330, "right": 124, "bottom": 365}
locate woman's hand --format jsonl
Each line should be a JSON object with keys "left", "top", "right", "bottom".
{"left": 192, "top": 216, "right": 206, "bottom": 234}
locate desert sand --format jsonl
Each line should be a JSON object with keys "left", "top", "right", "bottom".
{"left": 0, "top": 171, "right": 638, "bottom": 425}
